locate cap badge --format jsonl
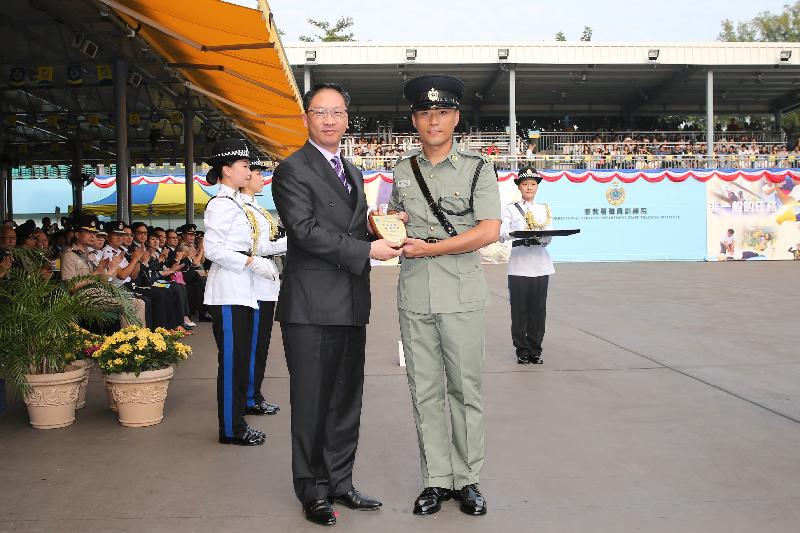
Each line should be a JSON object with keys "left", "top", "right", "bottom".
{"left": 427, "top": 87, "right": 440, "bottom": 101}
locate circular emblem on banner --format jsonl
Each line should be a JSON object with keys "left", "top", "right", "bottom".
{"left": 606, "top": 180, "right": 625, "bottom": 206}
{"left": 427, "top": 87, "right": 439, "bottom": 101}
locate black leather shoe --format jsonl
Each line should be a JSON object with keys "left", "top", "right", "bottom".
{"left": 246, "top": 400, "right": 280, "bottom": 415}
{"left": 517, "top": 354, "right": 531, "bottom": 364}
{"left": 530, "top": 355, "right": 543, "bottom": 364}
{"left": 413, "top": 487, "right": 452, "bottom": 515}
{"left": 303, "top": 498, "right": 336, "bottom": 526}
{"left": 454, "top": 484, "right": 487, "bottom": 515}
{"left": 218, "top": 426, "right": 265, "bottom": 446}
{"left": 330, "top": 488, "right": 382, "bottom": 510}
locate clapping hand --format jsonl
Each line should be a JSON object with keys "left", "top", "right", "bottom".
{"left": 0, "top": 254, "right": 12, "bottom": 278}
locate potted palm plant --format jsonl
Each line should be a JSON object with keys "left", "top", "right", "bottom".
{"left": 0, "top": 249, "right": 137, "bottom": 429}
{"left": 93, "top": 325, "right": 191, "bottom": 427}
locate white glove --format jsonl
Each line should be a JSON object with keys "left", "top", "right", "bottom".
{"left": 248, "top": 256, "right": 277, "bottom": 280}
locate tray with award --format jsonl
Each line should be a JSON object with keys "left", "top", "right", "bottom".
{"left": 368, "top": 212, "right": 407, "bottom": 244}
{"left": 509, "top": 229, "right": 580, "bottom": 238}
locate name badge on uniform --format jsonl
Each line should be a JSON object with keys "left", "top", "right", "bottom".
{"left": 397, "top": 179, "right": 411, "bottom": 188}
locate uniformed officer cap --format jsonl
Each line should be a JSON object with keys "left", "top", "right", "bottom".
{"left": 250, "top": 159, "right": 268, "bottom": 171}
{"left": 104, "top": 220, "right": 128, "bottom": 235}
{"left": 514, "top": 166, "right": 542, "bottom": 185}
{"left": 207, "top": 138, "right": 251, "bottom": 166}
{"left": 75, "top": 214, "right": 100, "bottom": 233}
{"left": 403, "top": 75, "right": 465, "bottom": 111}
{"left": 195, "top": 230, "right": 205, "bottom": 238}
{"left": 177, "top": 223, "right": 197, "bottom": 235}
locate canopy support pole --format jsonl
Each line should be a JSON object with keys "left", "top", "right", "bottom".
{"left": 184, "top": 107, "right": 195, "bottom": 225}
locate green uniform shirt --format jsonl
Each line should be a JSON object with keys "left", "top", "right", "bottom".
{"left": 389, "top": 142, "right": 501, "bottom": 314}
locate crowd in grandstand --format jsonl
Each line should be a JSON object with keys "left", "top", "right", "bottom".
{"left": 0, "top": 215, "right": 209, "bottom": 333}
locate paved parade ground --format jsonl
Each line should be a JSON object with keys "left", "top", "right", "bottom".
{"left": 2, "top": 261, "right": 800, "bottom": 533}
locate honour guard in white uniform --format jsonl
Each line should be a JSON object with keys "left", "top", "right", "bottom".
{"left": 240, "top": 159, "right": 287, "bottom": 416}
{"left": 203, "top": 139, "right": 278, "bottom": 446}
{"left": 500, "top": 166, "right": 554, "bottom": 364}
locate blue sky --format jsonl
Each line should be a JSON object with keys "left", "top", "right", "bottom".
{"left": 228, "top": 0, "right": 789, "bottom": 42}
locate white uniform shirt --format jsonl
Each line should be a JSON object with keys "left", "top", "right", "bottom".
{"left": 101, "top": 244, "right": 130, "bottom": 285}
{"left": 241, "top": 193, "right": 287, "bottom": 302}
{"left": 500, "top": 200, "right": 555, "bottom": 278}
{"left": 203, "top": 183, "right": 260, "bottom": 309}
{"left": 88, "top": 246, "right": 103, "bottom": 267}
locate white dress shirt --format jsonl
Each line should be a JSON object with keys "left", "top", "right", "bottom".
{"left": 203, "top": 183, "right": 260, "bottom": 309}
{"left": 500, "top": 200, "right": 555, "bottom": 278}
{"left": 241, "top": 193, "right": 288, "bottom": 302}
{"left": 101, "top": 244, "right": 130, "bottom": 285}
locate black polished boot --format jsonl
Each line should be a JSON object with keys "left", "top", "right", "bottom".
{"left": 218, "top": 426, "right": 265, "bottom": 446}
{"left": 413, "top": 487, "right": 452, "bottom": 515}
{"left": 246, "top": 399, "right": 280, "bottom": 415}
{"left": 454, "top": 484, "right": 487, "bottom": 515}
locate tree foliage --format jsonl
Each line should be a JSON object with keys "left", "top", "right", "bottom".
{"left": 719, "top": 2, "right": 800, "bottom": 41}
{"left": 554, "top": 27, "right": 592, "bottom": 41}
{"left": 299, "top": 17, "right": 355, "bottom": 42}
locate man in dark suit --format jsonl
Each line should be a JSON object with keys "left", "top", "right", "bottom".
{"left": 272, "top": 82, "right": 401, "bottom": 527}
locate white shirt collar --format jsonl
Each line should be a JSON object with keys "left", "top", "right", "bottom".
{"left": 218, "top": 183, "right": 237, "bottom": 197}
{"left": 309, "top": 138, "right": 341, "bottom": 162}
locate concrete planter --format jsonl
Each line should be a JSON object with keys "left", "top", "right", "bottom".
{"left": 104, "top": 366, "right": 174, "bottom": 427}
{"left": 23, "top": 365, "right": 85, "bottom": 429}
{"left": 70, "top": 359, "right": 96, "bottom": 409}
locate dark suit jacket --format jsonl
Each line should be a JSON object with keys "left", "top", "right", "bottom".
{"left": 272, "top": 142, "right": 372, "bottom": 326}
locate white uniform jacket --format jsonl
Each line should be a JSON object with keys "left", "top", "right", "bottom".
{"left": 241, "top": 193, "right": 287, "bottom": 302}
{"left": 500, "top": 200, "right": 555, "bottom": 278}
{"left": 203, "top": 184, "right": 262, "bottom": 309}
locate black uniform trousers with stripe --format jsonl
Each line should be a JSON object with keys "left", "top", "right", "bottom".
{"left": 508, "top": 274, "right": 550, "bottom": 358}
{"left": 247, "top": 300, "right": 276, "bottom": 407}
{"left": 208, "top": 304, "right": 254, "bottom": 439}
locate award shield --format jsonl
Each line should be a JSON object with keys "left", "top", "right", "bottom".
{"left": 368, "top": 213, "right": 407, "bottom": 244}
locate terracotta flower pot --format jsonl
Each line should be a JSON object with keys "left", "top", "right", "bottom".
{"left": 71, "top": 359, "right": 96, "bottom": 409}
{"left": 104, "top": 380, "right": 117, "bottom": 412}
{"left": 105, "top": 366, "right": 174, "bottom": 427}
{"left": 23, "top": 365, "right": 85, "bottom": 429}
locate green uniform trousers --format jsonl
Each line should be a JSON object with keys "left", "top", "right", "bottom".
{"left": 399, "top": 308, "right": 486, "bottom": 490}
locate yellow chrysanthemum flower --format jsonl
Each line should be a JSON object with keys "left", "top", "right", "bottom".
{"left": 113, "top": 357, "right": 124, "bottom": 365}
{"left": 117, "top": 344, "right": 132, "bottom": 355}
{"left": 134, "top": 354, "right": 145, "bottom": 363}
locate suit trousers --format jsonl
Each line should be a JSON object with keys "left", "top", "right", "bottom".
{"left": 208, "top": 304, "right": 254, "bottom": 439}
{"left": 247, "top": 300, "right": 276, "bottom": 407}
{"left": 281, "top": 323, "right": 366, "bottom": 503}
{"left": 399, "top": 309, "right": 486, "bottom": 490}
{"left": 508, "top": 275, "right": 549, "bottom": 358}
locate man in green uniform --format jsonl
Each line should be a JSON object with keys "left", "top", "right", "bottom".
{"left": 388, "top": 74, "right": 501, "bottom": 517}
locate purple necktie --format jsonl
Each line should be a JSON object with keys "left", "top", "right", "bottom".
{"left": 331, "top": 156, "right": 352, "bottom": 193}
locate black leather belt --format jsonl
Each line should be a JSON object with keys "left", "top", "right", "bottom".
{"left": 424, "top": 238, "right": 441, "bottom": 244}
{"left": 235, "top": 250, "right": 252, "bottom": 256}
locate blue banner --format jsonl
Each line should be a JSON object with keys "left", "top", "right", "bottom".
{"left": 536, "top": 178, "right": 708, "bottom": 262}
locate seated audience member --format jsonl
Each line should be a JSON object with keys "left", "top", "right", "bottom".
{"left": 0, "top": 225, "right": 15, "bottom": 250}
{"left": 141, "top": 228, "right": 195, "bottom": 330}
{"left": 101, "top": 221, "right": 152, "bottom": 327}
{"left": 124, "top": 225, "right": 182, "bottom": 330}
{"left": 58, "top": 216, "right": 144, "bottom": 328}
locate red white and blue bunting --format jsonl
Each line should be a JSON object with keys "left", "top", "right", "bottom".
{"left": 89, "top": 168, "right": 800, "bottom": 188}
